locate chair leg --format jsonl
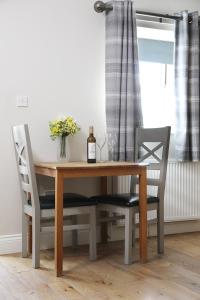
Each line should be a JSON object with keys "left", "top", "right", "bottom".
{"left": 28, "top": 217, "right": 32, "bottom": 255}
{"left": 100, "top": 211, "right": 109, "bottom": 243}
{"left": 71, "top": 215, "right": 78, "bottom": 249}
{"left": 89, "top": 206, "right": 97, "bottom": 261}
{"left": 157, "top": 204, "right": 164, "bottom": 254}
{"left": 22, "top": 212, "right": 29, "bottom": 258}
{"left": 124, "top": 208, "right": 133, "bottom": 265}
{"left": 132, "top": 210, "right": 136, "bottom": 261}
{"left": 32, "top": 215, "right": 40, "bottom": 268}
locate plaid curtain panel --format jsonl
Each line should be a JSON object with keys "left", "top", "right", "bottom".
{"left": 105, "top": 0, "right": 143, "bottom": 161}
{"left": 175, "top": 11, "right": 200, "bottom": 161}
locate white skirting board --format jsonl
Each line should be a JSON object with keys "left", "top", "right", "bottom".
{"left": 0, "top": 234, "right": 22, "bottom": 255}
{"left": 110, "top": 220, "right": 200, "bottom": 241}
{"left": 0, "top": 220, "right": 200, "bottom": 255}
{"left": 0, "top": 230, "right": 93, "bottom": 255}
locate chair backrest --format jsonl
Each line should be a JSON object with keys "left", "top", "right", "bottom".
{"left": 131, "top": 126, "right": 171, "bottom": 202}
{"left": 12, "top": 124, "right": 40, "bottom": 212}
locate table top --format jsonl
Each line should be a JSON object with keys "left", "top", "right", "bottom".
{"left": 34, "top": 161, "right": 148, "bottom": 178}
{"left": 34, "top": 161, "right": 147, "bottom": 170}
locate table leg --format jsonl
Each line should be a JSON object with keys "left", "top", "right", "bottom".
{"left": 139, "top": 168, "right": 147, "bottom": 263}
{"left": 100, "top": 176, "right": 109, "bottom": 243}
{"left": 55, "top": 171, "right": 64, "bottom": 276}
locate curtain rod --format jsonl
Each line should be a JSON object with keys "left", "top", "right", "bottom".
{"left": 94, "top": 1, "right": 182, "bottom": 21}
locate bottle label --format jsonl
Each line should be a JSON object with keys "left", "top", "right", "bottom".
{"left": 88, "top": 143, "right": 96, "bottom": 159}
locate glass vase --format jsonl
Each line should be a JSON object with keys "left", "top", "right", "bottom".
{"left": 57, "top": 136, "right": 69, "bottom": 162}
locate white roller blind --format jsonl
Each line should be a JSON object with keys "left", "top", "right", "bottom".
{"left": 138, "top": 38, "right": 174, "bottom": 65}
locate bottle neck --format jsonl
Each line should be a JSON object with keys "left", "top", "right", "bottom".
{"left": 89, "top": 126, "right": 94, "bottom": 136}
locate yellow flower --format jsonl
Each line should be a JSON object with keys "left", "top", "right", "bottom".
{"left": 49, "top": 116, "right": 80, "bottom": 140}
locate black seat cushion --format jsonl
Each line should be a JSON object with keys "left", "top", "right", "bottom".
{"left": 90, "top": 193, "right": 159, "bottom": 207}
{"left": 28, "top": 193, "right": 97, "bottom": 209}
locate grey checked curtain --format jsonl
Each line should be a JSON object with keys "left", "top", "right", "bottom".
{"left": 106, "top": 0, "right": 143, "bottom": 161}
{"left": 174, "top": 11, "right": 200, "bottom": 161}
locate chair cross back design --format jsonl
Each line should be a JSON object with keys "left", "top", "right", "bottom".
{"left": 139, "top": 142, "right": 163, "bottom": 163}
{"left": 13, "top": 125, "right": 40, "bottom": 211}
{"left": 133, "top": 127, "right": 170, "bottom": 202}
{"left": 12, "top": 124, "right": 97, "bottom": 269}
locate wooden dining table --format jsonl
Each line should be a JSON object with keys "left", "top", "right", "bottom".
{"left": 35, "top": 161, "right": 147, "bottom": 277}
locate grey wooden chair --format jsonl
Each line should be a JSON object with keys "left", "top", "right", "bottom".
{"left": 92, "top": 126, "right": 171, "bottom": 264}
{"left": 12, "top": 124, "right": 97, "bottom": 269}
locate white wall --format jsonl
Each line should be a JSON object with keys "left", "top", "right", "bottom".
{"left": 0, "top": 0, "right": 200, "bottom": 237}
{"left": 0, "top": 0, "right": 105, "bottom": 235}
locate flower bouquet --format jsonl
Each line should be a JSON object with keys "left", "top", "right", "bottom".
{"left": 49, "top": 116, "right": 80, "bottom": 160}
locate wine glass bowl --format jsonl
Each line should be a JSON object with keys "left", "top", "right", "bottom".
{"left": 96, "top": 134, "right": 107, "bottom": 162}
{"left": 107, "top": 132, "right": 118, "bottom": 161}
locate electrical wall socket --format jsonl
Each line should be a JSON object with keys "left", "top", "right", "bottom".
{"left": 16, "top": 96, "right": 29, "bottom": 107}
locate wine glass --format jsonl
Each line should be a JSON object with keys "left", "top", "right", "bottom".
{"left": 96, "top": 134, "right": 107, "bottom": 162}
{"left": 107, "top": 132, "right": 118, "bottom": 161}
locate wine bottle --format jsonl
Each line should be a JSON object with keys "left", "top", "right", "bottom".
{"left": 87, "top": 126, "right": 96, "bottom": 163}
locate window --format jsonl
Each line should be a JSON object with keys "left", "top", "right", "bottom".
{"left": 137, "top": 24, "right": 175, "bottom": 130}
